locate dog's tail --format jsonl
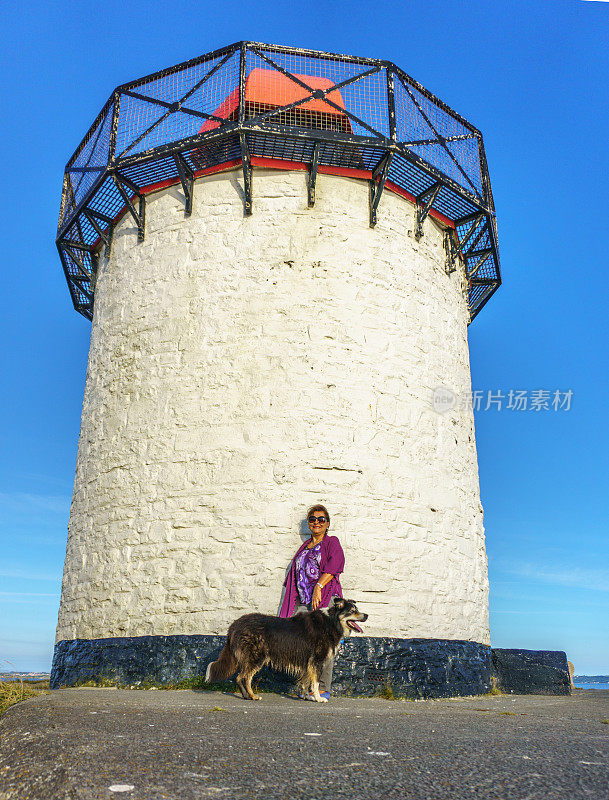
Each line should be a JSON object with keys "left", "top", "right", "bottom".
{"left": 205, "top": 643, "right": 237, "bottom": 682}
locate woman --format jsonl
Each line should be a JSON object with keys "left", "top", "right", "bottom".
{"left": 279, "top": 504, "right": 345, "bottom": 699}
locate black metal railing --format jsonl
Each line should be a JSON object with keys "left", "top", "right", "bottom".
{"left": 57, "top": 41, "right": 501, "bottom": 321}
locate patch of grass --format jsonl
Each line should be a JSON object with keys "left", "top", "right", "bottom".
{"left": 0, "top": 663, "right": 48, "bottom": 717}
{"left": 75, "top": 675, "right": 118, "bottom": 688}
{"left": 601, "top": 719, "right": 609, "bottom": 725}
{"left": 497, "top": 711, "right": 517, "bottom": 716}
{"left": 377, "top": 680, "right": 397, "bottom": 700}
{"left": 487, "top": 676, "right": 502, "bottom": 696}
{"left": 22, "top": 679, "right": 50, "bottom": 690}
{"left": 69, "top": 674, "right": 236, "bottom": 692}
{"left": 175, "top": 675, "right": 211, "bottom": 690}
{"left": 175, "top": 676, "right": 237, "bottom": 692}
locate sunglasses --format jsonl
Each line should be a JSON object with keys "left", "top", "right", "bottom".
{"left": 308, "top": 516, "right": 327, "bottom": 524}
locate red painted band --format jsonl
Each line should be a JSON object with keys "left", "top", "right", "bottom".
{"left": 87, "top": 157, "right": 455, "bottom": 250}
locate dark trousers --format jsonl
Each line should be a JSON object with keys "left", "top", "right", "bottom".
{"left": 293, "top": 604, "right": 338, "bottom": 693}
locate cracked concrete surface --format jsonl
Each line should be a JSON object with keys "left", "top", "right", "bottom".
{"left": 1, "top": 688, "right": 608, "bottom": 799}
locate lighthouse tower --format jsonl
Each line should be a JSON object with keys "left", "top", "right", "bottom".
{"left": 51, "top": 42, "right": 501, "bottom": 695}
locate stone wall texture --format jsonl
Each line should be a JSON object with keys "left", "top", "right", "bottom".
{"left": 56, "top": 167, "right": 490, "bottom": 646}
{"left": 492, "top": 649, "right": 571, "bottom": 695}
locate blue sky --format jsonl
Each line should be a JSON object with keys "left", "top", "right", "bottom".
{"left": 1, "top": 0, "right": 608, "bottom": 674}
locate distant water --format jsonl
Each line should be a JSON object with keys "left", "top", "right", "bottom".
{"left": 573, "top": 676, "right": 609, "bottom": 691}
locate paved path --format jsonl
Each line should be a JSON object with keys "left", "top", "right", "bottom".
{"left": 1, "top": 689, "right": 608, "bottom": 799}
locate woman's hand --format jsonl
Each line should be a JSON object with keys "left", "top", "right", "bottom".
{"left": 311, "top": 583, "right": 322, "bottom": 611}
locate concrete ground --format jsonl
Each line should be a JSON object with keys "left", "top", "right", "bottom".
{"left": 0, "top": 688, "right": 608, "bottom": 800}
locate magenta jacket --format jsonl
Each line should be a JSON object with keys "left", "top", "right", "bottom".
{"left": 279, "top": 534, "right": 345, "bottom": 618}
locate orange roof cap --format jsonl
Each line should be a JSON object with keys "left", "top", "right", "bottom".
{"left": 244, "top": 68, "right": 347, "bottom": 115}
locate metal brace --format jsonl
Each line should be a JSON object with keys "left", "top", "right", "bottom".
{"left": 415, "top": 182, "right": 441, "bottom": 239}
{"left": 444, "top": 231, "right": 458, "bottom": 274}
{"left": 63, "top": 244, "right": 93, "bottom": 282}
{"left": 62, "top": 239, "right": 94, "bottom": 252}
{"left": 90, "top": 251, "right": 99, "bottom": 292}
{"left": 240, "top": 134, "right": 252, "bottom": 215}
{"left": 113, "top": 173, "right": 145, "bottom": 242}
{"left": 84, "top": 208, "right": 114, "bottom": 259}
{"left": 445, "top": 212, "right": 485, "bottom": 274}
{"left": 466, "top": 248, "right": 493, "bottom": 279}
{"left": 308, "top": 142, "right": 320, "bottom": 207}
{"left": 369, "top": 152, "right": 393, "bottom": 227}
{"left": 174, "top": 153, "right": 194, "bottom": 215}
{"left": 469, "top": 277, "right": 495, "bottom": 286}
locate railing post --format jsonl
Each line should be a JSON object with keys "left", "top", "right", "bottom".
{"left": 308, "top": 141, "right": 320, "bottom": 208}
{"left": 239, "top": 43, "right": 253, "bottom": 214}
{"left": 386, "top": 67, "right": 397, "bottom": 142}
{"left": 238, "top": 42, "right": 247, "bottom": 126}
{"left": 108, "top": 91, "right": 121, "bottom": 166}
{"left": 477, "top": 134, "right": 495, "bottom": 213}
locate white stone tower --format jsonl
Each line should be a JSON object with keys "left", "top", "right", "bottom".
{"left": 52, "top": 42, "right": 501, "bottom": 692}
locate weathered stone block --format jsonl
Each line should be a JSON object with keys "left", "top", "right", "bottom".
{"left": 491, "top": 648, "right": 571, "bottom": 695}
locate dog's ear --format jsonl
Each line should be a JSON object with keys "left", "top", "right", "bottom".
{"left": 332, "top": 596, "right": 345, "bottom": 609}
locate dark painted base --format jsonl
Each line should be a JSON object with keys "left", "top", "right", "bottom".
{"left": 51, "top": 633, "right": 492, "bottom": 697}
{"left": 491, "top": 648, "right": 571, "bottom": 695}
{"left": 50, "top": 635, "right": 570, "bottom": 697}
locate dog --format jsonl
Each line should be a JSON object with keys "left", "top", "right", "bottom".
{"left": 205, "top": 597, "right": 368, "bottom": 702}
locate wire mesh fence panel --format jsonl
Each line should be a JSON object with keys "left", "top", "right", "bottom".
{"left": 340, "top": 67, "right": 389, "bottom": 139}
{"left": 115, "top": 93, "right": 170, "bottom": 159}
{"left": 394, "top": 75, "right": 483, "bottom": 199}
{"left": 393, "top": 76, "right": 438, "bottom": 145}
{"left": 180, "top": 51, "right": 240, "bottom": 130}
{"left": 245, "top": 47, "right": 388, "bottom": 139}
{"left": 58, "top": 175, "right": 77, "bottom": 231}
{"left": 408, "top": 141, "right": 480, "bottom": 197}
{"left": 116, "top": 52, "right": 240, "bottom": 159}
{"left": 447, "top": 138, "right": 483, "bottom": 197}
{"left": 468, "top": 282, "right": 495, "bottom": 315}
{"left": 123, "top": 105, "right": 202, "bottom": 156}
{"left": 400, "top": 77, "right": 475, "bottom": 140}
{"left": 125, "top": 55, "right": 229, "bottom": 104}
{"left": 60, "top": 102, "right": 114, "bottom": 229}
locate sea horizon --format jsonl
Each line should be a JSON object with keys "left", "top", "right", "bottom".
{"left": 573, "top": 675, "right": 609, "bottom": 690}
